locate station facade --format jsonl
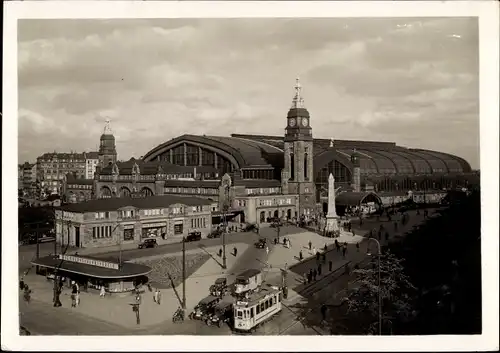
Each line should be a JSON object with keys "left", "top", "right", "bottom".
{"left": 65, "top": 79, "right": 478, "bottom": 226}
{"left": 55, "top": 195, "right": 213, "bottom": 249}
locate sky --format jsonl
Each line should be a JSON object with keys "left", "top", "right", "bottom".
{"left": 18, "top": 18, "right": 480, "bottom": 168}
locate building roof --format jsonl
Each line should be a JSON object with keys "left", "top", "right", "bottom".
{"left": 65, "top": 173, "right": 94, "bottom": 185}
{"left": 31, "top": 255, "right": 151, "bottom": 279}
{"left": 84, "top": 152, "right": 99, "bottom": 159}
{"left": 232, "top": 134, "right": 472, "bottom": 176}
{"left": 37, "top": 152, "right": 86, "bottom": 161}
{"left": 164, "top": 179, "right": 221, "bottom": 188}
{"left": 233, "top": 179, "right": 281, "bottom": 188}
{"left": 99, "top": 158, "right": 217, "bottom": 176}
{"left": 335, "top": 192, "right": 382, "bottom": 206}
{"left": 58, "top": 194, "right": 213, "bottom": 213}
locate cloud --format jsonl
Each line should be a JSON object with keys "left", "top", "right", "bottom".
{"left": 18, "top": 18, "right": 480, "bottom": 168}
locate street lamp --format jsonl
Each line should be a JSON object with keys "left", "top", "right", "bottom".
{"left": 366, "top": 237, "right": 382, "bottom": 336}
{"left": 221, "top": 182, "right": 231, "bottom": 270}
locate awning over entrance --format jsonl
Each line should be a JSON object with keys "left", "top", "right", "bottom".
{"left": 31, "top": 255, "right": 152, "bottom": 279}
{"left": 335, "top": 192, "right": 382, "bottom": 207}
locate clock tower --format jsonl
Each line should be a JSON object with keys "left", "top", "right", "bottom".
{"left": 283, "top": 78, "right": 315, "bottom": 217}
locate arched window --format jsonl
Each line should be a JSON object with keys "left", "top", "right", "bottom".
{"left": 304, "top": 153, "right": 308, "bottom": 180}
{"left": 101, "top": 186, "right": 112, "bottom": 199}
{"left": 141, "top": 187, "right": 154, "bottom": 197}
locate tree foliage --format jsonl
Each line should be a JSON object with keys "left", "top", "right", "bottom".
{"left": 342, "top": 251, "right": 416, "bottom": 334}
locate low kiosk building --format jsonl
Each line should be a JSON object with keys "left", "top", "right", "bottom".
{"left": 31, "top": 254, "right": 152, "bottom": 293}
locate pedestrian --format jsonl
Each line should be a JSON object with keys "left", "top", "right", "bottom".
{"left": 320, "top": 304, "right": 327, "bottom": 322}
{"left": 342, "top": 246, "right": 347, "bottom": 259}
{"left": 218, "top": 248, "right": 222, "bottom": 257}
{"left": 299, "top": 250, "right": 303, "bottom": 261}
{"left": 318, "top": 264, "right": 322, "bottom": 276}
{"left": 274, "top": 238, "right": 278, "bottom": 245}
{"left": 316, "top": 251, "right": 320, "bottom": 261}
{"left": 153, "top": 289, "right": 158, "bottom": 303}
{"left": 233, "top": 247, "right": 238, "bottom": 256}
{"left": 157, "top": 290, "right": 162, "bottom": 305}
{"left": 356, "top": 242, "right": 360, "bottom": 252}
{"left": 75, "top": 282, "right": 80, "bottom": 307}
{"left": 100, "top": 286, "right": 106, "bottom": 298}
{"left": 329, "top": 260, "right": 333, "bottom": 271}
{"left": 308, "top": 241, "right": 312, "bottom": 250}
{"left": 23, "top": 285, "right": 31, "bottom": 304}
{"left": 313, "top": 269, "right": 317, "bottom": 281}
{"left": 322, "top": 253, "right": 326, "bottom": 263}
{"left": 19, "top": 276, "right": 25, "bottom": 290}
{"left": 335, "top": 240, "right": 340, "bottom": 252}
{"left": 324, "top": 244, "right": 327, "bottom": 252}
{"left": 307, "top": 272, "right": 312, "bottom": 284}
{"left": 71, "top": 281, "right": 78, "bottom": 308}
{"left": 266, "top": 246, "right": 270, "bottom": 256}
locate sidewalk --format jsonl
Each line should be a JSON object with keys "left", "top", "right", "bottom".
{"left": 21, "top": 243, "right": 248, "bottom": 330}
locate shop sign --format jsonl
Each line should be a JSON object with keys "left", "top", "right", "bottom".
{"left": 58, "top": 254, "right": 119, "bottom": 270}
{"left": 143, "top": 222, "right": 166, "bottom": 228}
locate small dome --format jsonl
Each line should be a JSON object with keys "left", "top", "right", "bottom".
{"left": 100, "top": 133, "right": 115, "bottom": 141}
{"left": 287, "top": 107, "right": 310, "bottom": 118}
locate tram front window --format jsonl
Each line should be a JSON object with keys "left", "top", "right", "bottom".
{"left": 235, "top": 278, "right": 249, "bottom": 285}
{"left": 237, "top": 310, "right": 243, "bottom": 318}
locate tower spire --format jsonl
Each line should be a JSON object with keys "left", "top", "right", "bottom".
{"left": 104, "top": 119, "right": 112, "bottom": 134}
{"left": 291, "top": 77, "right": 305, "bottom": 109}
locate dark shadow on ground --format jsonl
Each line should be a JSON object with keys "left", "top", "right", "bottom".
{"left": 198, "top": 244, "right": 224, "bottom": 269}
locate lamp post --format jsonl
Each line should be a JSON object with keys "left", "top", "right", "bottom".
{"left": 221, "top": 183, "right": 230, "bottom": 270}
{"left": 366, "top": 237, "right": 382, "bottom": 335}
{"left": 53, "top": 219, "right": 71, "bottom": 307}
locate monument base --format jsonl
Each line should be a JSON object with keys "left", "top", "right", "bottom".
{"left": 324, "top": 216, "right": 340, "bottom": 237}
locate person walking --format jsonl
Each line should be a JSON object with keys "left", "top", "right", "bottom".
{"left": 23, "top": 285, "right": 32, "bottom": 304}
{"left": 71, "top": 281, "right": 78, "bottom": 308}
{"left": 299, "top": 250, "right": 303, "bottom": 260}
{"left": 218, "top": 248, "right": 222, "bottom": 257}
{"left": 100, "top": 286, "right": 106, "bottom": 298}
{"left": 313, "top": 269, "right": 317, "bottom": 281}
{"left": 19, "top": 276, "right": 25, "bottom": 290}
{"left": 233, "top": 247, "right": 238, "bottom": 257}
{"left": 265, "top": 246, "right": 270, "bottom": 256}
{"left": 323, "top": 244, "right": 328, "bottom": 252}
{"left": 307, "top": 272, "right": 312, "bottom": 284}
{"left": 157, "top": 290, "right": 162, "bottom": 305}
{"left": 342, "top": 244, "right": 347, "bottom": 259}
{"left": 318, "top": 263, "right": 322, "bottom": 276}
{"left": 356, "top": 242, "right": 360, "bottom": 252}
{"left": 320, "top": 304, "right": 327, "bottom": 322}
{"left": 316, "top": 251, "right": 320, "bottom": 261}
{"left": 329, "top": 260, "right": 333, "bottom": 271}
{"left": 335, "top": 239, "right": 340, "bottom": 252}
{"left": 322, "top": 253, "right": 326, "bottom": 264}
{"left": 308, "top": 241, "right": 312, "bottom": 250}
{"left": 153, "top": 289, "right": 158, "bottom": 303}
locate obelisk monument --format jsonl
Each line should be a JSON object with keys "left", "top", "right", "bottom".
{"left": 325, "top": 173, "right": 340, "bottom": 235}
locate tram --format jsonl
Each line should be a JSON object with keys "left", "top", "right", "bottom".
{"left": 234, "top": 269, "right": 262, "bottom": 297}
{"left": 233, "top": 287, "right": 283, "bottom": 333}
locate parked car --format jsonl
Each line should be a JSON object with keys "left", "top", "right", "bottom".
{"left": 209, "top": 277, "right": 228, "bottom": 297}
{"left": 254, "top": 238, "right": 267, "bottom": 249}
{"left": 189, "top": 295, "right": 220, "bottom": 320}
{"left": 242, "top": 223, "right": 258, "bottom": 233}
{"left": 138, "top": 238, "right": 158, "bottom": 249}
{"left": 206, "top": 301, "right": 233, "bottom": 328}
{"left": 207, "top": 229, "right": 222, "bottom": 239}
{"left": 185, "top": 231, "right": 202, "bottom": 242}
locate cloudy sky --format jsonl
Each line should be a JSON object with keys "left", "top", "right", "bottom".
{"left": 18, "top": 18, "right": 479, "bottom": 168}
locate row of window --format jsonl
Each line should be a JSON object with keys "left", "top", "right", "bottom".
{"left": 190, "top": 218, "right": 207, "bottom": 229}
{"left": 242, "top": 170, "right": 274, "bottom": 180}
{"left": 144, "top": 209, "right": 163, "bottom": 216}
{"left": 68, "top": 184, "right": 92, "bottom": 189}
{"left": 246, "top": 187, "right": 281, "bottom": 195}
{"left": 95, "top": 212, "right": 111, "bottom": 219}
{"left": 235, "top": 200, "right": 247, "bottom": 207}
{"left": 259, "top": 198, "right": 293, "bottom": 206}
{"left": 92, "top": 225, "right": 113, "bottom": 239}
{"left": 164, "top": 187, "right": 218, "bottom": 195}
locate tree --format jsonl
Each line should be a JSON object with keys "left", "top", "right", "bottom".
{"left": 342, "top": 251, "right": 416, "bottom": 334}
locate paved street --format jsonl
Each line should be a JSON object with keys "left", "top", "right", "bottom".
{"left": 19, "top": 209, "right": 436, "bottom": 335}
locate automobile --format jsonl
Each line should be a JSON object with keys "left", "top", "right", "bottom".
{"left": 242, "top": 223, "right": 258, "bottom": 233}
{"left": 209, "top": 277, "right": 228, "bottom": 297}
{"left": 138, "top": 238, "right": 158, "bottom": 249}
{"left": 189, "top": 295, "right": 220, "bottom": 320}
{"left": 254, "top": 238, "right": 267, "bottom": 249}
{"left": 270, "top": 220, "right": 283, "bottom": 228}
{"left": 206, "top": 301, "right": 233, "bottom": 328}
{"left": 207, "top": 229, "right": 222, "bottom": 239}
{"left": 185, "top": 231, "right": 202, "bottom": 242}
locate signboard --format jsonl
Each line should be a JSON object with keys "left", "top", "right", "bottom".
{"left": 58, "top": 254, "right": 119, "bottom": 270}
{"left": 143, "top": 222, "right": 166, "bottom": 228}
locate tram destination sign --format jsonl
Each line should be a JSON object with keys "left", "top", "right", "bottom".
{"left": 58, "top": 254, "right": 119, "bottom": 270}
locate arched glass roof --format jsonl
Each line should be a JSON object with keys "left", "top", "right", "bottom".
{"left": 392, "top": 150, "right": 432, "bottom": 174}
{"left": 407, "top": 150, "right": 448, "bottom": 173}
{"left": 357, "top": 150, "right": 398, "bottom": 174}
{"left": 415, "top": 150, "right": 463, "bottom": 173}
{"left": 337, "top": 149, "right": 378, "bottom": 174}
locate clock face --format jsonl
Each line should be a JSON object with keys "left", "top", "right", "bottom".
{"left": 301, "top": 118, "right": 308, "bottom": 127}
{"left": 288, "top": 118, "right": 296, "bottom": 127}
